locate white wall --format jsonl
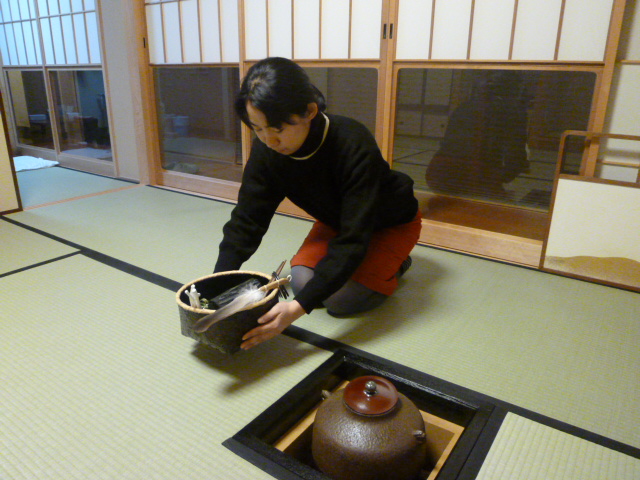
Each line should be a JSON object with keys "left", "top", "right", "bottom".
{"left": 601, "top": 0, "right": 640, "bottom": 182}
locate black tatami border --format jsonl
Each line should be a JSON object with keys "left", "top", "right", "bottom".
{"left": 3, "top": 214, "right": 639, "bottom": 472}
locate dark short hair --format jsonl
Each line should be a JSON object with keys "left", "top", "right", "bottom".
{"left": 235, "top": 57, "right": 326, "bottom": 128}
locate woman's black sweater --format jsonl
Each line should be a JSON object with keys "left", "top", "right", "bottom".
{"left": 214, "top": 113, "right": 418, "bottom": 313}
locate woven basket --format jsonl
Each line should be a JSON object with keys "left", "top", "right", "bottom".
{"left": 176, "top": 270, "right": 279, "bottom": 354}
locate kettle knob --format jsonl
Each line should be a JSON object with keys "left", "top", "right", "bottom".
{"left": 343, "top": 376, "right": 399, "bottom": 416}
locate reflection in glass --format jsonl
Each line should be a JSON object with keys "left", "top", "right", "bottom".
{"left": 155, "top": 67, "right": 243, "bottom": 181}
{"left": 49, "top": 69, "right": 112, "bottom": 160}
{"left": 6, "top": 70, "right": 53, "bottom": 149}
{"left": 393, "top": 69, "right": 596, "bottom": 210}
{"left": 305, "top": 67, "right": 378, "bottom": 135}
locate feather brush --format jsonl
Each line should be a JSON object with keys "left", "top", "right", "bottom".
{"left": 193, "top": 276, "right": 291, "bottom": 333}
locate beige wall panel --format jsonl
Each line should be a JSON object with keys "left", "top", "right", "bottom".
{"left": 470, "top": 0, "right": 515, "bottom": 60}
{"left": 0, "top": 110, "right": 19, "bottom": 213}
{"left": 268, "top": 0, "right": 293, "bottom": 58}
{"left": 293, "top": 0, "right": 320, "bottom": 59}
{"left": 350, "top": 0, "right": 382, "bottom": 59}
{"left": 100, "top": 0, "right": 143, "bottom": 181}
{"left": 219, "top": 0, "right": 240, "bottom": 61}
{"left": 146, "top": 4, "right": 164, "bottom": 63}
{"left": 162, "top": 2, "right": 182, "bottom": 63}
{"left": 432, "top": 0, "right": 472, "bottom": 60}
{"left": 180, "top": 0, "right": 201, "bottom": 63}
{"left": 320, "top": 0, "right": 349, "bottom": 59}
{"left": 244, "top": 0, "right": 268, "bottom": 60}
{"left": 511, "top": 0, "right": 562, "bottom": 60}
{"left": 395, "top": 0, "right": 432, "bottom": 60}
{"left": 557, "top": 0, "right": 614, "bottom": 61}
{"left": 546, "top": 179, "right": 640, "bottom": 260}
{"left": 200, "top": 0, "right": 221, "bottom": 63}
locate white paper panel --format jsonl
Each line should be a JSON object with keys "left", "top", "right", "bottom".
{"left": 85, "top": 0, "right": 95, "bottom": 10}
{"left": 432, "top": 0, "right": 472, "bottom": 60}
{"left": 85, "top": 11, "right": 100, "bottom": 63}
{"left": 162, "top": 2, "right": 182, "bottom": 63}
{"left": 268, "top": 0, "right": 292, "bottom": 58}
{"left": 293, "top": 0, "right": 320, "bottom": 59}
{"left": 200, "top": 0, "right": 221, "bottom": 63}
{"left": 244, "top": 0, "right": 267, "bottom": 59}
{"left": 33, "top": 20, "right": 41, "bottom": 63}
{"left": 8, "top": 0, "right": 19, "bottom": 20}
{"left": 145, "top": 4, "right": 164, "bottom": 64}
{"left": 5, "top": 22, "right": 17, "bottom": 64}
{"left": 470, "top": 0, "right": 515, "bottom": 60}
{"left": 61, "top": 14, "right": 77, "bottom": 64}
{"left": 40, "top": 18, "right": 54, "bottom": 64}
{"left": 558, "top": 0, "right": 615, "bottom": 61}
{"left": 0, "top": 26, "right": 8, "bottom": 63}
{"left": 59, "top": 0, "right": 71, "bottom": 14}
{"left": 12, "top": 22, "right": 26, "bottom": 64}
{"left": 622, "top": 0, "right": 640, "bottom": 60}
{"left": 607, "top": 65, "right": 640, "bottom": 137}
{"left": 48, "top": 0, "right": 60, "bottom": 15}
{"left": 320, "top": 0, "right": 349, "bottom": 58}
{"left": 24, "top": 20, "right": 37, "bottom": 64}
{"left": 36, "top": 0, "right": 48, "bottom": 16}
{"left": 219, "top": 0, "right": 239, "bottom": 61}
{"left": 395, "top": 0, "right": 431, "bottom": 60}
{"left": 26, "top": 0, "right": 36, "bottom": 19}
{"left": 73, "top": 14, "right": 89, "bottom": 64}
{"left": 180, "top": 0, "right": 200, "bottom": 63}
{"left": 351, "top": 0, "right": 382, "bottom": 59}
{"left": 0, "top": 0, "right": 10, "bottom": 21}
{"left": 512, "top": 0, "right": 562, "bottom": 60}
{"left": 71, "top": 0, "right": 83, "bottom": 12}
{"left": 50, "top": 16, "right": 65, "bottom": 63}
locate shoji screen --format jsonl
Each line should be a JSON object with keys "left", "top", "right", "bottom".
{"left": 145, "top": 0, "right": 240, "bottom": 64}
{"left": 0, "top": 0, "right": 101, "bottom": 66}
{"left": 395, "top": 0, "right": 616, "bottom": 61}
{"left": 244, "top": 0, "right": 383, "bottom": 60}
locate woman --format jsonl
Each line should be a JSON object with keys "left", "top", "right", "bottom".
{"left": 214, "top": 57, "right": 421, "bottom": 350}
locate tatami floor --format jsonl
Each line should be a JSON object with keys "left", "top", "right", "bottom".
{"left": 2, "top": 166, "right": 639, "bottom": 479}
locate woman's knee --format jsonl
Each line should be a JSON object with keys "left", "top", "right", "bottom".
{"left": 290, "top": 265, "right": 314, "bottom": 296}
{"left": 323, "top": 281, "right": 387, "bottom": 316}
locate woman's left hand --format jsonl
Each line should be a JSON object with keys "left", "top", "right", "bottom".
{"left": 240, "top": 300, "right": 306, "bottom": 350}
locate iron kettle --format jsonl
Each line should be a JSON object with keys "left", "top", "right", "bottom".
{"left": 311, "top": 375, "right": 427, "bottom": 480}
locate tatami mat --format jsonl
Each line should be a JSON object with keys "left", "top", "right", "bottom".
{"left": 0, "top": 255, "right": 332, "bottom": 480}
{"left": 8, "top": 186, "right": 311, "bottom": 284}
{"left": 6, "top": 183, "right": 640, "bottom": 452}
{"left": 0, "top": 219, "right": 77, "bottom": 274}
{"left": 296, "top": 252, "right": 640, "bottom": 449}
{"left": 476, "top": 413, "right": 640, "bottom": 479}
{"left": 16, "top": 167, "right": 134, "bottom": 208}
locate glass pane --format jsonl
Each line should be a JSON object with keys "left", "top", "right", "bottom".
{"left": 49, "top": 69, "right": 112, "bottom": 160}
{"left": 6, "top": 70, "right": 53, "bottom": 148}
{"left": 393, "top": 68, "right": 596, "bottom": 211}
{"left": 155, "top": 66, "right": 243, "bottom": 182}
{"left": 305, "top": 67, "right": 378, "bottom": 135}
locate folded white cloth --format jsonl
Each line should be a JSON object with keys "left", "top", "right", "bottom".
{"left": 13, "top": 156, "right": 59, "bottom": 172}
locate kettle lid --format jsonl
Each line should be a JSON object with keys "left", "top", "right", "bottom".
{"left": 343, "top": 376, "right": 398, "bottom": 416}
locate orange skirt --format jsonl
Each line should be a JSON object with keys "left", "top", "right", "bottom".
{"left": 290, "top": 211, "right": 422, "bottom": 296}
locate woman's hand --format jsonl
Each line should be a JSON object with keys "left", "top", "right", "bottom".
{"left": 240, "top": 300, "right": 306, "bottom": 350}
